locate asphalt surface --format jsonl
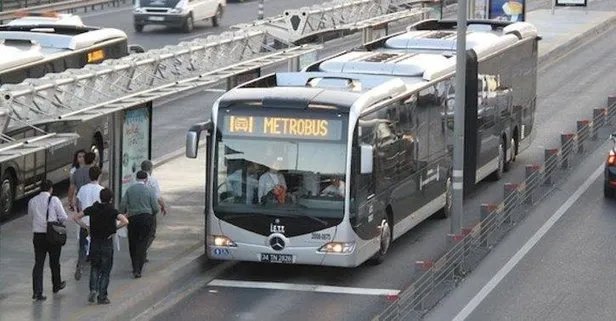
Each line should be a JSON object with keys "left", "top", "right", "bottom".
{"left": 80, "top": 0, "right": 327, "bottom": 50}
{"left": 464, "top": 166, "right": 616, "bottom": 321}
{"left": 146, "top": 3, "right": 616, "bottom": 321}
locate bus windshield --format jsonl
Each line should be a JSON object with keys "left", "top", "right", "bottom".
{"left": 213, "top": 109, "right": 348, "bottom": 221}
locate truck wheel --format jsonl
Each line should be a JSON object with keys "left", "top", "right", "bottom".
{"left": 134, "top": 24, "right": 144, "bottom": 33}
{"left": 183, "top": 14, "right": 194, "bottom": 33}
{"left": 212, "top": 5, "right": 222, "bottom": 27}
{"left": 0, "top": 174, "right": 14, "bottom": 219}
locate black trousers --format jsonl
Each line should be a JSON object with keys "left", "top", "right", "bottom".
{"left": 89, "top": 238, "right": 114, "bottom": 299}
{"left": 32, "top": 233, "right": 62, "bottom": 295}
{"left": 76, "top": 227, "right": 89, "bottom": 270}
{"left": 127, "top": 213, "right": 153, "bottom": 274}
{"left": 146, "top": 215, "right": 157, "bottom": 250}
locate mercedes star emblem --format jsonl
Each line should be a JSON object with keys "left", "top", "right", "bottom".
{"left": 269, "top": 236, "right": 285, "bottom": 251}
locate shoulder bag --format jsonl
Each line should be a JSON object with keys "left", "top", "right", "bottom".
{"left": 46, "top": 196, "right": 67, "bottom": 246}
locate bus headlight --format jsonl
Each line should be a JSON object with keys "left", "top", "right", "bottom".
{"left": 318, "top": 242, "right": 355, "bottom": 254}
{"left": 208, "top": 235, "right": 237, "bottom": 247}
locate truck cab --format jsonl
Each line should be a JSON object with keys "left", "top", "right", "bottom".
{"left": 133, "top": 0, "right": 226, "bottom": 33}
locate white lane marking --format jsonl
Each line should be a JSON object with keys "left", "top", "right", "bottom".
{"left": 208, "top": 279, "right": 400, "bottom": 296}
{"left": 452, "top": 163, "right": 603, "bottom": 321}
{"left": 80, "top": 6, "right": 133, "bottom": 18}
{"left": 179, "top": 32, "right": 214, "bottom": 41}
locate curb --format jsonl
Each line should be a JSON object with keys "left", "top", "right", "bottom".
{"left": 106, "top": 245, "right": 211, "bottom": 321}
{"left": 537, "top": 13, "right": 616, "bottom": 67}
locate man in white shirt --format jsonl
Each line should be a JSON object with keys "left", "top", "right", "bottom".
{"left": 226, "top": 162, "right": 260, "bottom": 204}
{"left": 74, "top": 166, "right": 104, "bottom": 281}
{"left": 258, "top": 158, "right": 287, "bottom": 204}
{"left": 29, "top": 179, "right": 69, "bottom": 301}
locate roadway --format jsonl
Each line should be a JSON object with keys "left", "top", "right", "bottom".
{"left": 78, "top": 0, "right": 553, "bottom": 50}
{"left": 460, "top": 161, "right": 616, "bottom": 321}
{"left": 143, "top": 2, "right": 616, "bottom": 321}
{"left": 80, "top": 0, "right": 327, "bottom": 49}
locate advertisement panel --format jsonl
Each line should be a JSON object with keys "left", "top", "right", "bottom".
{"left": 555, "top": 0, "right": 587, "bottom": 6}
{"left": 120, "top": 105, "right": 152, "bottom": 197}
{"left": 488, "top": 0, "right": 526, "bottom": 21}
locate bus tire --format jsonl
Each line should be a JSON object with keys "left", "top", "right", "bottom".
{"left": 371, "top": 217, "right": 392, "bottom": 265}
{"left": 0, "top": 172, "right": 15, "bottom": 219}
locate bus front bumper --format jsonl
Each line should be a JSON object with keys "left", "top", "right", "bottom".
{"left": 207, "top": 243, "right": 358, "bottom": 267}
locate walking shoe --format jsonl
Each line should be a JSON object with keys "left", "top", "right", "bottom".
{"left": 88, "top": 291, "right": 97, "bottom": 303}
{"left": 53, "top": 281, "right": 66, "bottom": 293}
{"left": 74, "top": 269, "right": 81, "bottom": 281}
{"left": 32, "top": 294, "right": 47, "bottom": 301}
{"left": 97, "top": 297, "right": 110, "bottom": 304}
{"left": 133, "top": 272, "right": 141, "bottom": 278}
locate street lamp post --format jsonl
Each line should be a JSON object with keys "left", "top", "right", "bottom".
{"left": 451, "top": 0, "right": 467, "bottom": 234}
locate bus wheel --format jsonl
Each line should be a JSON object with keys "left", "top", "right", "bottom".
{"left": 0, "top": 175, "right": 14, "bottom": 219}
{"left": 371, "top": 218, "right": 392, "bottom": 265}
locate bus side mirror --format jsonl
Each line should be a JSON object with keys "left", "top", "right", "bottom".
{"left": 186, "top": 120, "right": 212, "bottom": 159}
{"left": 360, "top": 145, "right": 373, "bottom": 174}
{"left": 186, "top": 131, "right": 200, "bottom": 158}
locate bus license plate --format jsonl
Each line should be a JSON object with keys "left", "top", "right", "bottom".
{"left": 148, "top": 16, "right": 164, "bottom": 21}
{"left": 260, "top": 253, "right": 294, "bottom": 264}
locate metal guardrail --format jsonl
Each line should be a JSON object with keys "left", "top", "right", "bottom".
{"left": 372, "top": 97, "right": 616, "bottom": 321}
{"left": 0, "top": 0, "right": 127, "bottom": 22}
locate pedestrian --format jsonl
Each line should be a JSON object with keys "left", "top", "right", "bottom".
{"left": 120, "top": 170, "right": 159, "bottom": 278}
{"left": 73, "top": 188, "right": 128, "bottom": 304}
{"left": 69, "top": 151, "right": 97, "bottom": 281}
{"left": 29, "top": 180, "right": 68, "bottom": 301}
{"left": 140, "top": 160, "right": 167, "bottom": 262}
{"left": 69, "top": 149, "right": 86, "bottom": 189}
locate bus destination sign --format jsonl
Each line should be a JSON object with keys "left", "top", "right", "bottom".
{"left": 223, "top": 115, "right": 343, "bottom": 141}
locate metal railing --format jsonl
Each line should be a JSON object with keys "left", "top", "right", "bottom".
{"left": 372, "top": 96, "right": 616, "bottom": 321}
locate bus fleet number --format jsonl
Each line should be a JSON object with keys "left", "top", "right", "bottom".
{"left": 311, "top": 233, "right": 331, "bottom": 241}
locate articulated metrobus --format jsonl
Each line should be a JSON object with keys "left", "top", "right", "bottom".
{"left": 0, "top": 23, "right": 142, "bottom": 218}
{"left": 185, "top": 19, "right": 539, "bottom": 267}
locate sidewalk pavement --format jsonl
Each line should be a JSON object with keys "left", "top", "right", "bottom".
{"left": 0, "top": 146, "right": 207, "bottom": 321}
{"left": 1, "top": 8, "right": 616, "bottom": 321}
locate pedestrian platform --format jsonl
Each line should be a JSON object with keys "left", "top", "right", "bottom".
{"left": 1, "top": 7, "right": 616, "bottom": 321}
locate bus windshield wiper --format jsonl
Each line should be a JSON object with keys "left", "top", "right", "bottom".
{"left": 223, "top": 210, "right": 328, "bottom": 226}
